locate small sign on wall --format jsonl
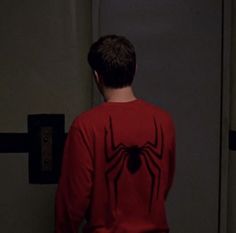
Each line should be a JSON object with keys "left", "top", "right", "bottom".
{"left": 28, "top": 114, "right": 65, "bottom": 184}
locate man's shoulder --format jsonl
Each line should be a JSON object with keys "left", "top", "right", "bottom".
{"left": 140, "top": 99, "right": 173, "bottom": 120}
{"left": 140, "top": 100, "right": 175, "bottom": 134}
{"left": 71, "top": 103, "right": 106, "bottom": 129}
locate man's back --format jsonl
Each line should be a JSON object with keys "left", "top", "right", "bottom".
{"left": 56, "top": 99, "right": 175, "bottom": 233}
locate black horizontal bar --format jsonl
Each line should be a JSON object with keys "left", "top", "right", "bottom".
{"left": 0, "top": 133, "right": 29, "bottom": 153}
{"left": 229, "top": 130, "right": 236, "bottom": 151}
{"left": 1, "top": 130, "right": 235, "bottom": 153}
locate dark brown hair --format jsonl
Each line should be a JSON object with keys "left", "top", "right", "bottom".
{"left": 88, "top": 35, "right": 136, "bottom": 88}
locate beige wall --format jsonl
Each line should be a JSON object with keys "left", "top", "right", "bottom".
{"left": 0, "top": 1, "right": 92, "bottom": 232}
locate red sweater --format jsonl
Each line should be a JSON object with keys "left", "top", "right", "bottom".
{"left": 55, "top": 99, "right": 175, "bottom": 233}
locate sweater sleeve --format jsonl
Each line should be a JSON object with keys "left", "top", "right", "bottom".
{"left": 55, "top": 122, "right": 94, "bottom": 233}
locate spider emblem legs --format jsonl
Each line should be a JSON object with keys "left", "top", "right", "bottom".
{"left": 142, "top": 150, "right": 162, "bottom": 212}
{"left": 104, "top": 119, "right": 129, "bottom": 207}
{"left": 142, "top": 117, "right": 164, "bottom": 206}
{"left": 104, "top": 116, "right": 164, "bottom": 212}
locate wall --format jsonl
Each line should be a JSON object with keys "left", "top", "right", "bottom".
{"left": 0, "top": 1, "right": 92, "bottom": 232}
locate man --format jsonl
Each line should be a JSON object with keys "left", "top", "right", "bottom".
{"left": 55, "top": 35, "right": 175, "bottom": 233}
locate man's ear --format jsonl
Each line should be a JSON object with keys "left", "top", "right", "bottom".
{"left": 94, "top": 70, "right": 99, "bottom": 83}
{"left": 93, "top": 70, "right": 104, "bottom": 95}
{"left": 94, "top": 71, "right": 103, "bottom": 85}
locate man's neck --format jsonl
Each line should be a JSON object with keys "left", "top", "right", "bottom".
{"left": 103, "top": 86, "right": 137, "bottom": 103}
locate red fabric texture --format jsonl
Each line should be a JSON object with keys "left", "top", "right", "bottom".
{"left": 55, "top": 99, "right": 175, "bottom": 233}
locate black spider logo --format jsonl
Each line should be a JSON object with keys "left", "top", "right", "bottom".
{"left": 104, "top": 116, "right": 164, "bottom": 212}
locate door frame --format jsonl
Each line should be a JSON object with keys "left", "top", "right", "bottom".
{"left": 219, "top": 0, "right": 231, "bottom": 232}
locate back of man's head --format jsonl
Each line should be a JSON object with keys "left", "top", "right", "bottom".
{"left": 88, "top": 35, "right": 136, "bottom": 88}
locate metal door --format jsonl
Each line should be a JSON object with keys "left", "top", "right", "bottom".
{"left": 92, "top": 1, "right": 227, "bottom": 232}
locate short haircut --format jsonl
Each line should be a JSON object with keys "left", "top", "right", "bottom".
{"left": 88, "top": 35, "right": 136, "bottom": 88}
